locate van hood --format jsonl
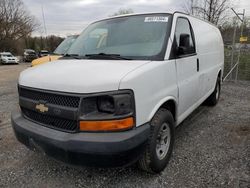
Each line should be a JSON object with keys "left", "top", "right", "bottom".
{"left": 19, "top": 59, "right": 149, "bottom": 93}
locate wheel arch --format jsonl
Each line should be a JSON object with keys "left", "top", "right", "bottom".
{"left": 148, "top": 96, "right": 177, "bottom": 124}
{"left": 218, "top": 69, "right": 222, "bottom": 80}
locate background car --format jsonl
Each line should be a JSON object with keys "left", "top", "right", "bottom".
{"left": 23, "top": 49, "right": 37, "bottom": 62}
{"left": 31, "top": 35, "right": 78, "bottom": 67}
{"left": 38, "top": 50, "right": 49, "bottom": 57}
{"left": 0, "top": 52, "right": 19, "bottom": 64}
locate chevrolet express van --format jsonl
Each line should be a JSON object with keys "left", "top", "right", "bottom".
{"left": 12, "top": 12, "right": 224, "bottom": 173}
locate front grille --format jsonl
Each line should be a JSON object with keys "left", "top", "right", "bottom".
{"left": 22, "top": 108, "right": 78, "bottom": 132}
{"left": 19, "top": 87, "right": 80, "bottom": 108}
{"left": 19, "top": 87, "right": 81, "bottom": 132}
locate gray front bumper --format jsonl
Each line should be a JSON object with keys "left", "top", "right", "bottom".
{"left": 11, "top": 111, "right": 150, "bottom": 167}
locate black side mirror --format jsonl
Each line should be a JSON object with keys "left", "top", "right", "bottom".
{"left": 177, "top": 34, "right": 190, "bottom": 56}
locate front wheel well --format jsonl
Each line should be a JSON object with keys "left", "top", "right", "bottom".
{"left": 159, "top": 100, "right": 177, "bottom": 122}
{"left": 218, "top": 70, "right": 222, "bottom": 81}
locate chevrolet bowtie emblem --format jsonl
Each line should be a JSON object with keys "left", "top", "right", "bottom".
{"left": 35, "top": 103, "right": 48, "bottom": 113}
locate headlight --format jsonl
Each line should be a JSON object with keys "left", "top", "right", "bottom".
{"left": 79, "top": 90, "right": 135, "bottom": 131}
{"left": 97, "top": 94, "right": 133, "bottom": 115}
{"left": 97, "top": 96, "right": 115, "bottom": 113}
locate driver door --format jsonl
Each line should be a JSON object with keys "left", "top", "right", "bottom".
{"left": 175, "top": 17, "right": 199, "bottom": 120}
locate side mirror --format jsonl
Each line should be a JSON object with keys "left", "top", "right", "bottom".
{"left": 177, "top": 34, "right": 190, "bottom": 56}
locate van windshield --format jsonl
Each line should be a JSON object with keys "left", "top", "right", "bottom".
{"left": 54, "top": 35, "right": 78, "bottom": 55}
{"left": 67, "top": 14, "right": 172, "bottom": 60}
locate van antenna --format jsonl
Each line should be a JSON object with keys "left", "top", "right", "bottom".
{"left": 41, "top": 5, "right": 48, "bottom": 37}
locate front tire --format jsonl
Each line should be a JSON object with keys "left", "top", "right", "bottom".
{"left": 138, "top": 108, "right": 175, "bottom": 173}
{"left": 205, "top": 76, "right": 221, "bottom": 106}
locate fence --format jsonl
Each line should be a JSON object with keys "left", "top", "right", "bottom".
{"left": 224, "top": 45, "right": 250, "bottom": 81}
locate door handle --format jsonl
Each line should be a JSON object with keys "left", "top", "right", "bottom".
{"left": 197, "top": 58, "right": 199, "bottom": 72}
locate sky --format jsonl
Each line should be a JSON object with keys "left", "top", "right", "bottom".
{"left": 22, "top": 0, "right": 250, "bottom": 37}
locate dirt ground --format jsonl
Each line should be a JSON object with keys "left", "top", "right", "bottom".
{"left": 0, "top": 64, "right": 249, "bottom": 188}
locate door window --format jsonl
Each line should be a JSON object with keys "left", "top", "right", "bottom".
{"left": 175, "top": 18, "right": 196, "bottom": 55}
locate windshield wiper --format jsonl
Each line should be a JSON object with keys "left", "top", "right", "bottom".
{"left": 85, "top": 53, "right": 132, "bottom": 60}
{"left": 63, "top": 54, "right": 83, "bottom": 59}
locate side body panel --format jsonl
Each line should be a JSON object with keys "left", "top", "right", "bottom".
{"left": 172, "top": 13, "right": 224, "bottom": 125}
{"left": 119, "top": 60, "right": 178, "bottom": 127}
{"left": 188, "top": 16, "right": 224, "bottom": 100}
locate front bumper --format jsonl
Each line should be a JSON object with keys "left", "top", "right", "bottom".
{"left": 2, "top": 60, "right": 18, "bottom": 64}
{"left": 11, "top": 111, "right": 150, "bottom": 167}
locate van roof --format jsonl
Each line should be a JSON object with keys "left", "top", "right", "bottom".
{"left": 97, "top": 11, "right": 217, "bottom": 28}
{"left": 98, "top": 11, "right": 175, "bottom": 22}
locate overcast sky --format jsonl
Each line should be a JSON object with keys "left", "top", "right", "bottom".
{"left": 22, "top": 0, "right": 250, "bottom": 37}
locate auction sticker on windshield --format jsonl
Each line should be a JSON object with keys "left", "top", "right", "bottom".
{"left": 144, "top": 17, "right": 168, "bottom": 22}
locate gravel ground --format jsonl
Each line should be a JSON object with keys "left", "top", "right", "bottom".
{"left": 0, "top": 64, "right": 249, "bottom": 188}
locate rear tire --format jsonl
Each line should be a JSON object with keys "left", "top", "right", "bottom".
{"left": 205, "top": 76, "right": 221, "bottom": 106}
{"left": 138, "top": 108, "right": 175, "bottom": 173}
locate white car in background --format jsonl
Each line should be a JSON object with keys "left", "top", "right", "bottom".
{"left": 0, "top": 52, "right": 19, "bottom": 64}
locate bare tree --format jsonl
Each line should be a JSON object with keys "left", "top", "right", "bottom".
{"left": 24, "top": 35, "right": 64, "bottom": 52}
{"left": 182, "top": 0, "right": 194, "bottom": 15}
{"left": 184, "top": 0, "right": 231, "bottom": 25}
{"left": 0, "top": 0, "right": 38, "bottom": 52}
{"left": 110, "top": 8, "right": 134, "bottom": 17}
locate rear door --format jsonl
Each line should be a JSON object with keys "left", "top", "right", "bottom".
{"left": 174, "top": 17, "right": 199, "bottom": 120}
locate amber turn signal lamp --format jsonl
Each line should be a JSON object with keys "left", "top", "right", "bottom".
{"left": 79, "top": 117, "right": 134, "bottom": 131}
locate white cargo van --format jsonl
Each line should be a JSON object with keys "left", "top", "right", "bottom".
{"left": 12, "top": 12, "right": 224, "bottom": 173}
